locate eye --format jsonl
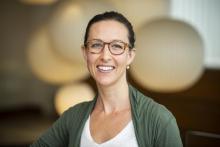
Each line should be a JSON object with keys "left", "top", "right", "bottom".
{"left": 90, "top": 42, "right": 103, "bottom": 48}
{"left": 111, "top": 43, "right": 124, "bottom": 50}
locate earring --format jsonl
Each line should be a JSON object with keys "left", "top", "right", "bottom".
{"left": 126, "top": 65, "right": 130, "bottom": 69}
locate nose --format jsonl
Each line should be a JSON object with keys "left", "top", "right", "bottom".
{"left": 100, "top": 44, "right": 112, "bottom": 62}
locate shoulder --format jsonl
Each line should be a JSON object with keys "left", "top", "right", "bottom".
{"left": 129, "top": 85, "right": 182, "bottom": 146}
{"left": 63, "top": 100, "right": 94, "bottom": 117}
{"left": 58, "top": 100, "right": 94, "bottom": 125}
{"left": 130, "top": 85, "right": 175, "bottom": 125}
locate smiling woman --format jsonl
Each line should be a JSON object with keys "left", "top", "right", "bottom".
{"left": 82, "top": 19, "right": 135, "bottom": 87}
{"left": 30, "top": 11, "right": 183, "bottom": 147}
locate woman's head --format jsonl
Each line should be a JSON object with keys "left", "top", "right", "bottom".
{"left": 84, "top": 11, "right": 135, "bottom": 49}
{"left": 82, "top": 11, "right": 136, "bottom": 87}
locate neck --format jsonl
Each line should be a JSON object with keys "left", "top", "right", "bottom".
{"left": 95, "top": 80, "right": 130, "bottom": 114}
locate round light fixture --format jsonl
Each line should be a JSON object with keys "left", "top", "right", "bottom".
{"left": 48, "top": 0, "right": 115, "bottom": 63}
{"left": 132, "top": 18, "right": 204, "bottom": 92}
{"left": 20, "top": 0, "right": 57, "bottom": 5}
{"left": 27, "top": 26, "right": 88, "bottom": 85}
{"left": 54, "top": 83, "right": 95, "bottom": 115}
{"left": 109, "top": 0, "right": 170, "bottom": 29}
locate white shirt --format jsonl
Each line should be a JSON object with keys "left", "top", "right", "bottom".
{"left": 80, "top": 116, "right": 138, "bottom": 147}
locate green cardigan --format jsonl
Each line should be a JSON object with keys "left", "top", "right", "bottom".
{"left": 31, "top": 85, "right": 183, "bottom": 147}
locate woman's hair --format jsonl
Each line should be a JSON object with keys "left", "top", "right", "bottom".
{"left": 84, "top": 11, "right": 135, "bottom": 49}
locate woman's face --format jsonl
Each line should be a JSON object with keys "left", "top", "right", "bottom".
{"left": 82, "top": 20, "right": 135, "bottom": 87}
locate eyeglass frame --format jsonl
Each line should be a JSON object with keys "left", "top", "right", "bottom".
{"left": 83, "top": 39, "right": 133, "bottom": 55}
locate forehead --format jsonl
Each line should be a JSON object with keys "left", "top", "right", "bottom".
{"left": 88, "top": 20, "right": 129, "bottom": 42}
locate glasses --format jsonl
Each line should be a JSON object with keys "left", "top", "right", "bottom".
{"left": 84, "top": 39, "right": 132, "bottom": 55}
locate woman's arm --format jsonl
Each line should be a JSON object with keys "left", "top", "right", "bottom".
{"left": 30, "top": 110, "right": 70, "bottom": 147}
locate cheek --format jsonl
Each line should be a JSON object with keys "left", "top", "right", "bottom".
{"left": 86, "top": 55, "right": 97, "bottom": 68}
{"left": 117, "top": 56, "right": 129, "bottom": 67}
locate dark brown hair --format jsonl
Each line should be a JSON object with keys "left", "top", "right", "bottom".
{"left": 84, "top": 11, "right": 135, "bottom": 49}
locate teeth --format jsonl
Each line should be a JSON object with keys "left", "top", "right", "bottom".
{"left": 97, "top": 65, "right": 114, "bottom": 72}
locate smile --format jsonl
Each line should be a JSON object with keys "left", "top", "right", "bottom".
{"left": 97, "top": 65, "right": 115, "bottom": 72}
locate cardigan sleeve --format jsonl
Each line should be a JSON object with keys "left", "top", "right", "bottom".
{"left": 128, "top": 85, "right": 183, "bottom": 147}
{"left": 153, "top": 106, "right": 183, "bottom": 147}
{"left": 155, "top": 117, "right": 183, "bottom": 147}
{"left": 30, "top": 110, "right": 70, "bottom": 147}
{"left": 30, "top": 100, "right": 94, "bottom": 147}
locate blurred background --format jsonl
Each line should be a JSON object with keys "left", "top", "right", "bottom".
{"left": 0, "top": 0, "right": 220, "bottom": 146}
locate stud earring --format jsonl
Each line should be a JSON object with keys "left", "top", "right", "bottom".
{"left": 126, "top": 65, "right": 130, "bottom": 69}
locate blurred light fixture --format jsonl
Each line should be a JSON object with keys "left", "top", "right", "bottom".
{"left": 54, "top": 83, "right": 95, "bottom": 115}
{"left": 27, "top": 26, "right": 88, "bottom": 85}
{"left": 132, "top": 18, "right": 204, "bottom": 92}
{"left": 109, "top": 0, "right": 170, "bottom": 29}
{"left": 48, "top": 0, "right": 116, "bottom": 63}
{"left": 20, "top": 0, "right": 58, "bottom": 5}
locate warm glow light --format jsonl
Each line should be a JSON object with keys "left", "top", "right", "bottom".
{"left": 48, "top": 0, "right": 115, "bottom": 63}
{"left": 55, "top": 83, "right": 95, "bottom": 115}
{"left": 20, "top": 0, "right": 57, "bottom": 5}
{"left": 27, "top": 26, "right": 88, "bottom": 84}
{"left": 132, "top": 19, "right": 204, "bottom": 92}
{"left": 109, "top": 0, "right": 170, "bottom": 29}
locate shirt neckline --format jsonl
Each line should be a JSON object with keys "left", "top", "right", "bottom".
{"left": 86, "top": 115, "right": 133, "bottom": 145}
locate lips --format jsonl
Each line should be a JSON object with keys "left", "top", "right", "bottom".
{"left": 97, "top": 65, "right": 115, "bottom": 72}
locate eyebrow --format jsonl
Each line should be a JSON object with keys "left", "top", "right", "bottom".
{"left": 88, "top": 38, "right": 128, "bottom": 43}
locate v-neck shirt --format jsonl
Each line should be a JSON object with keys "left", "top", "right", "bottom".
{"left": 80, "top": 116, "right": 138, "bottom": 147}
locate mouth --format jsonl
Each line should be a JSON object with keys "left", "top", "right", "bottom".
{"left": 96, "top": 65, "right": 115, "bottom": 73}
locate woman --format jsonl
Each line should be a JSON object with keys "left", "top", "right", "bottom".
{"left": 31, "top": 11, "right": 183, "bottom": 147}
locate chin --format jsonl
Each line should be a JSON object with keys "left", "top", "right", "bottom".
{"left": 96, "top": 78, "right": 116, "bottom": 87}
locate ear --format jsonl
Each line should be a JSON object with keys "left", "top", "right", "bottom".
{"left": 127, "top": 48, "right": 136, "bottom": 65}
{"left": 81, "top": 45, "right": 87, "bottom": 61}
